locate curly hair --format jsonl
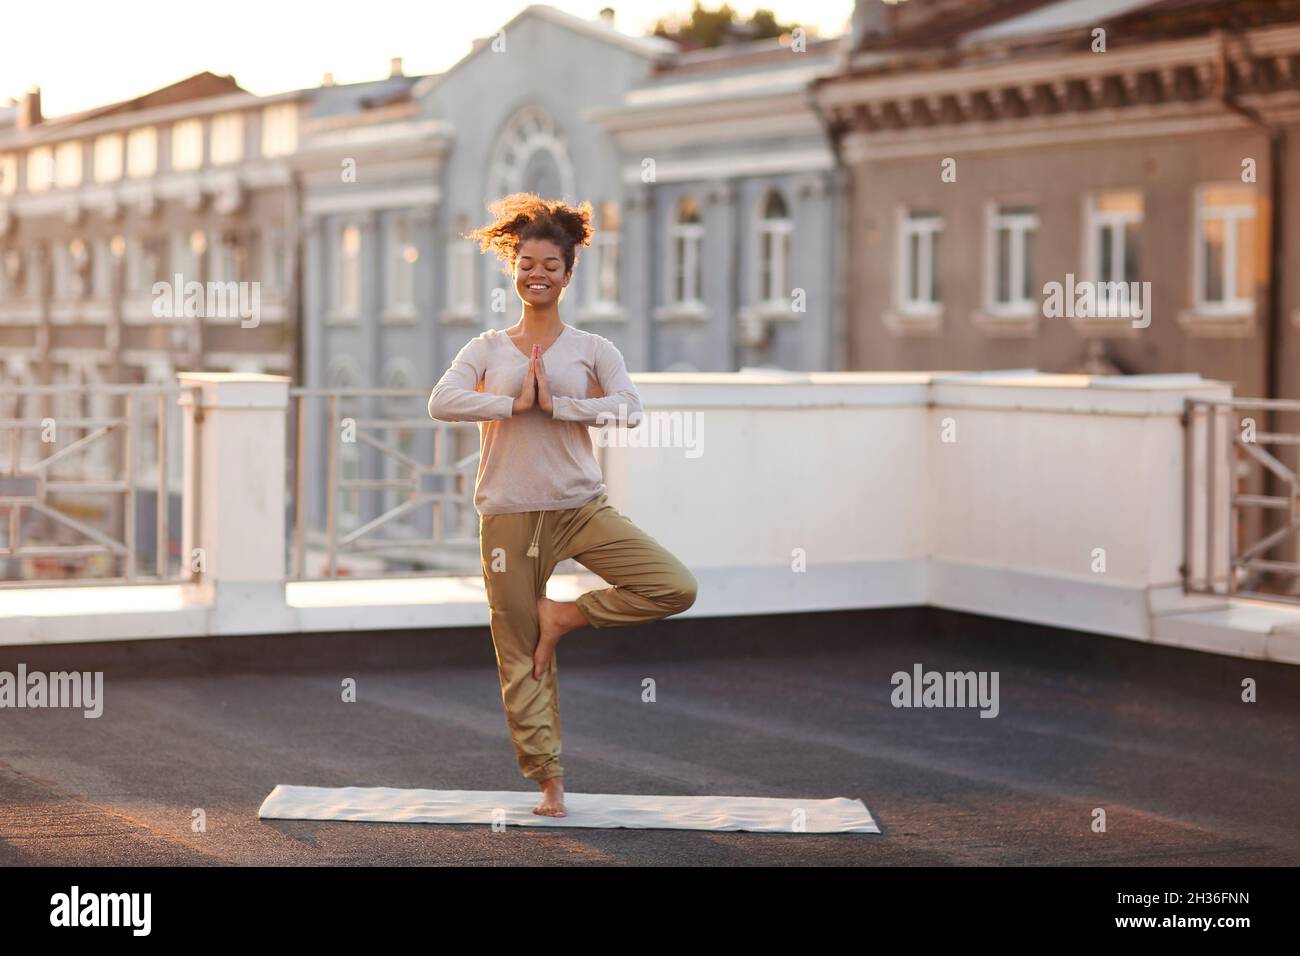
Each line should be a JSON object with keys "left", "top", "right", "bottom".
{"left": 467, "top": 193, "right": 594, "bottom": 276}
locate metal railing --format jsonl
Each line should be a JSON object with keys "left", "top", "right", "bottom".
{"left": 0, "top": 382, "right": 196, "bottom": 588}
{"left": 1184, "top": 396, "right": 1300, "bottom": 604}
{"left": 288, "top": 386, "right": 483, "bottom": 580}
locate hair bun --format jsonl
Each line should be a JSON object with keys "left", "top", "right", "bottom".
{"left": 468, "top": 193, "right": 594, "bottom": 275}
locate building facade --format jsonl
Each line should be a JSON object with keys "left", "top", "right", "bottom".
{"left": 816, "top": 0, "right": 1300, "bottom": 400}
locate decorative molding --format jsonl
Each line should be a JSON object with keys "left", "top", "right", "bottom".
{"left": 970, "top": 309, "right": 1039, "bottom": 338}
{"left": 620, "top": 147, "right": 833, "bottom": 185}
{"left": 1176, "top": 308, "right": 1257, "bottom": 339}
{"left": 883, "top": 308, "right": 943, "bottom": 338}
{"left": 302, "top": 183, "right": 441, "bottom": 217}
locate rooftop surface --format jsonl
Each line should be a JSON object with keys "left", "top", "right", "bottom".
{"left": 2, "top": 606, "right": 1298, "bottom": 866}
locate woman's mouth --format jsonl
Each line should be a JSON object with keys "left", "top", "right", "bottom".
{"left": 526, "top": 283, "right": 550, "bottom": 292}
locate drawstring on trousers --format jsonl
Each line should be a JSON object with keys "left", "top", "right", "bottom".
{"left": 527, "top": 511, "right": 544, "bottom": 558}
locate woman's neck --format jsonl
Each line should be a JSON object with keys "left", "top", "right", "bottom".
{"left": 514, "top": 304, "right": 564, "bottom": 337}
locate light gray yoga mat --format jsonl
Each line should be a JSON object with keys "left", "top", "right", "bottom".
{"left": 258, "top": 784, "right": 880, "bottom": 834}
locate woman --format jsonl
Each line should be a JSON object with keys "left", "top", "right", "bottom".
{"left": 427, "top": 193, "right": 698, "bottom": 817}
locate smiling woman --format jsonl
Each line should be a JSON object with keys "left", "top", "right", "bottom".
{"left": 426, "top": 192, "right": 697, "bottom": 821}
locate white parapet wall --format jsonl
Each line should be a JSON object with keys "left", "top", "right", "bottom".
{"left": 3, "top": 368, "right": 1296, "bottom": 663}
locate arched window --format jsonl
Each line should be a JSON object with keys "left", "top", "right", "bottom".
{"left": 757, "top": 189, "right": 792, "bottom": 307}
{"left": 669, "top": 196, "right": 703, "bottom": 306}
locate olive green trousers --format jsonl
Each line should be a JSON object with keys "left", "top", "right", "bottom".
{"left": 478, "top": 491, "right": 697, "bottom": 783}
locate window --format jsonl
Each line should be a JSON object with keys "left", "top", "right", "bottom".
{"left": 386, "top": 214, "right": 417, "bottom": 315}
{"left": 93, "top": 134, "right": 123, "bottom": 183}
{"left": 52, "top": 242, "right": 71, "bottom": 299}
{"left": 447, "top": 214, "right": 477, "bottom": 316}
{"left": 0, "top": 153, "right": 16, "bottom": 195}
{"left": 261, "top": 103, "right": 298, "bottom": 158}
{"left": 54, "top": 141, "right": 83, "bottom": 188}
{"left": 898, "top": 208, "right": 943, "bottom": 313}
{"left": 52, "top": 240, "right": 87, "bottom": 300}
{"left": 1194, "top": 185, "right": 1256, "bottom": 315}
{"left": 337, "top": 223, "right": 361, "bottom": 316}
{"left": 669, "top": 195, "right": 703, "bottom": 306}
{"left": 27, "top": 146, "right": 54, "bottom": 192}
{"left": 92, "top": 239, "right": 113, "bottom": 298}
{"left": 1086, "top": 191, "right": 1142, "bottom": 284}
{"left": 986, "top": 203, "right": 1038, "bottom": 313}
{"left": 257, "top": 229, "right": 289, "bottom": 292}
{"left": 757, "top": 190, "right": 792, "bottom": 307}
{"left": 126, "top": 236, "right": 167, "bottom": 296}
{"left": 126, "top": 127, "right": 158, "bottom": 179}
{"left": 171, "top": 119, "right": 203, "bottom": 171}
{"left": 588, "top": 200, "right": 621, "bottom": 308}
{"left": 210, "top": 112, "right": 244, "bottom": 165}
{"left": 172, "top": 230, "right": 205, "bottom": 284}
{"left": 213, "top": 232, "right": 245, "bottom": 283}
{"left": 24, "top": 247, "right": 43, "bottom": 299}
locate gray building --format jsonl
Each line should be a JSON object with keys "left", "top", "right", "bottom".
{"left": 295, "top": 5, "right": 847, "bottom": 546}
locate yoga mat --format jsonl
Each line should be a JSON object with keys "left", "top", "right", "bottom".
{"left": 258, "top": 784, "right": 879, "bottom": 834}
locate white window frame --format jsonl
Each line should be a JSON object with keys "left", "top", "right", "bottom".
{"left": 210, "top": 112, "right": 245, "bottom": 166}
{"left": 126, "top": 127, "right": 158, "bottom": 179}
{"left": 336, "top": 222, "right": 361, "bottom": 319}
{"left": 54, "top": 141, "right": 83, "bottom": 189}
{"left": 897, "top": 207, "right": 943, "bottom": 316}
{"left": 170, "top": 119, "right": 204, "bottom": 172}
{"left": 668, "top": 196, "right": 704, "bottom": 307}
{"left": 27, "top": 146, "right": 54, "bottom": 192}
{"left": 386, "top": 213, "right": 417, "bottom": 320}
{"left": 756, "top": 190, "right": 793, "bottom": 310}
{"left": 93, "top": 134, "right": 123, "bottom": 183}
{"left": 586, "top": 200, "right": 621, "bottom": 311}
{"left": 985, "top": 202, "right": 1039, "bottom": 316}
{"left": 261, "top": 103, "right": 298, "bottom": 158}
{"left": 446, "top": 226, "right": 477, "bottom": 318}
{"left": 1084, "top": 191, "right": 1143, "bottom": 285}
{"left": 1192, "top": 183, "right": 1256, "bottom": 317}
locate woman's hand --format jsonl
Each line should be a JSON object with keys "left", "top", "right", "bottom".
{"left": 533, "top": 345, "right": 554, "bottom": 415}
{"left": 512, "top": 350, "right": 537, "bottom": 414}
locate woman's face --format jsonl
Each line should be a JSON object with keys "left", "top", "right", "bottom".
{"left": 514, "top": 237, "right": 570, "bottom": 308}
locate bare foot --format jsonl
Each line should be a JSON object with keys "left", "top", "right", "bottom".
{"left": 533, "top": 776, "right": 566, "bottom": 816}
{"left": 534, "top": 596, "right": 588, "bottom": 679}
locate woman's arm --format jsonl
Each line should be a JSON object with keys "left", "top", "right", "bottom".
{"left": 428, "top": 337, "right": 515, "bottom": 423}
{"left": 551, "top": 335, "right": 644, "bottom": 428}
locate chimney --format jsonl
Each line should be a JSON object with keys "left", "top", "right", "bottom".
{"left": 322, "top": 71, "right": 335, "bottom": 87}
{"left": 17, "top": 86, "right": 41, "bottom": 129}
{"left": 851, "top": 0, "right": 905, "bottom": 50}
{"left": 598, "top": 7, "right": 615, "bottom": 27}
{"left": 390, "top": 56, "right": 403, "bottom": 78}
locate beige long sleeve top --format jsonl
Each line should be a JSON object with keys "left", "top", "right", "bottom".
{"left": 427, "top": 324, "right": 644, "bottom": 516}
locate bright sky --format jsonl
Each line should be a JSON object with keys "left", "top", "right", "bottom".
{"left": 3, "top": 0, "right": 854, "bottom": 119}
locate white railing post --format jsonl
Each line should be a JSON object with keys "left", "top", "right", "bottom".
{"left": 178, "top": 372, "right": 294, "bottom": 634}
